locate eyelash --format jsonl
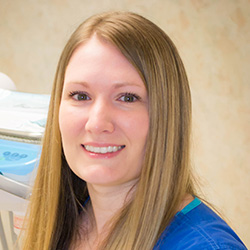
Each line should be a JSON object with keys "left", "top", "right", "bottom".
{"left": 68, "top": 91, "right": 141, "bottom": 103}
{"left": 69, "top": 91, "right": 90, "bottom": 101}
{"left": 118, "top": 92, "right": 141, "bottom": 102}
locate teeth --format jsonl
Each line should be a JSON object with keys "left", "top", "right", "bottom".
{"left": 84, "top": 145, "right": 124, "bottom": 154}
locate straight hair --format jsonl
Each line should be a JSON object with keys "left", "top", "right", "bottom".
{"left": 21, "top": 11, "right": 196, "bottom": 250}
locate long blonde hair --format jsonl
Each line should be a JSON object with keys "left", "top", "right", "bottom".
{"left": 21, "top": 11, "right": 195, "bottom": 250}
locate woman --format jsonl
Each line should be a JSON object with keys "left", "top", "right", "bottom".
{"left": 21, "top": 11, "right": 246, "bottom": 249}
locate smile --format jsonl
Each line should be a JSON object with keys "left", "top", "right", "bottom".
{"left": 83, "top": 145, "right": 125, "bottom": 154}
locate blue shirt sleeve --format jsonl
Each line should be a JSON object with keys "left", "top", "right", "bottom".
{"left": 154, "top": 201, "right": 247, "bottom": 250}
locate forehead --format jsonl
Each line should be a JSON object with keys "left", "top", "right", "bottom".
{"left": 64, "top": 35, "right": 145, "bottom": 88}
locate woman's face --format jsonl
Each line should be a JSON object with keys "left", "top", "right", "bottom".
{"left": 59, "top": 35, "right": 149, "bottom": 188}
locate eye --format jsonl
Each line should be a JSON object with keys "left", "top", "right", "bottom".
{"left": 69, "top": 91, "right": 90, "bottom": 101}
{"left": 119, "top": 92, "right": 141, "bottom": 103}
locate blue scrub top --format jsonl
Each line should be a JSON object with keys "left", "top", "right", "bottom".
{"left": 154, "top": 197, "right": 247, "bottom": 249}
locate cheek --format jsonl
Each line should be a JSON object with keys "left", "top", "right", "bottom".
{"left": 59, "top": 105, "right": 70, "bottom": 137}
{"left": 121, "top": 111, "right": 149, "bottom": 142}
{"left": 59, "top": 104, "right": 83, "bottom": 139}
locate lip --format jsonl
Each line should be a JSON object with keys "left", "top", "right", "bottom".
{"left": 81, "top": 143, "right": 125, "bottom": 159}
{"left": 82, "top": 142, "right": 123, "bottom": 147}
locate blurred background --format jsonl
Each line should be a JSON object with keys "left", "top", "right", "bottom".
{"left": 0, "top": 0, "right": 249, "bottom": 248}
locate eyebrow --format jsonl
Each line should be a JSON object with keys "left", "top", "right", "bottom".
{"left": 65, "top": 81, "right": 144, "bottom": 89}
{"left": 113, "top": 82, "right": 144, "bottom": 89}
{"left": 65, "top": 81, "right": 89, "bottom": 88}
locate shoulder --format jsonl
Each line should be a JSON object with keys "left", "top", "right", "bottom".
{"left": 155, "top": 201, "right": 247, "bottom": 250}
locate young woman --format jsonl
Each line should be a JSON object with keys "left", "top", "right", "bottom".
{"left": 21, "top": 11, "right": 247, "bottom": 249}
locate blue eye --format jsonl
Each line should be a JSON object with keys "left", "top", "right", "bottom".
{"left": 119, "top": 93, "right": 141, "bottom": 103}
{"left": 69, "top": 91, "right": 90, "bottom": 101}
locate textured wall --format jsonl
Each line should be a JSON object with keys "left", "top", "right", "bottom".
{"left": 0, "top": 0, "right": 249, "bottom": 247}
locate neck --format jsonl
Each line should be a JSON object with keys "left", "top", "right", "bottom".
{"left": 86, "top": 180, "right": 137, "bottom": 235}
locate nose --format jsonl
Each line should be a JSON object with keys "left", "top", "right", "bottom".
{"left": 85, "top": 99, "right": 115, "bottom": 134}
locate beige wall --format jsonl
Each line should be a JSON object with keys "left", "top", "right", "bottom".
{"left": 1, "top": 0, "right": 249, "bottom": 247}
